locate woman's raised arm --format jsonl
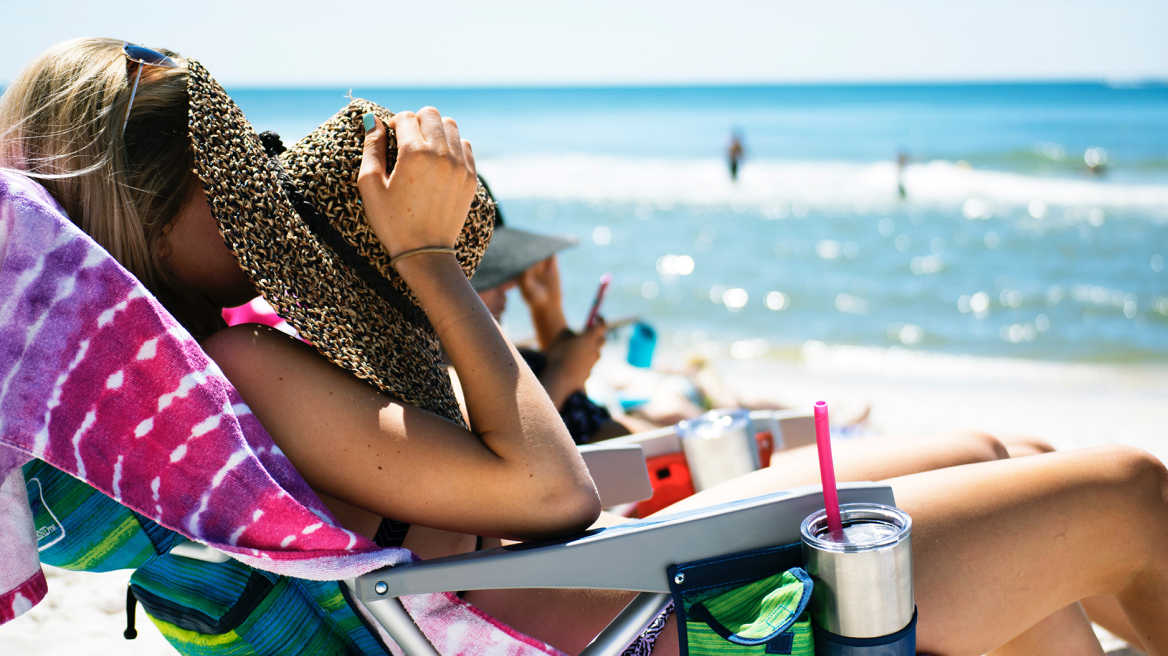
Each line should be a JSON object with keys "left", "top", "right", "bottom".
{"left": 203, "top": 108, "right": 600, "bottom": 541}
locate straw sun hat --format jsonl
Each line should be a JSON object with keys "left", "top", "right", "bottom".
{"left": 186, "top": 60, "right": 495, "bottom": 425}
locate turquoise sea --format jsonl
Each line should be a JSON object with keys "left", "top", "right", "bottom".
{"left": 233, "top": 83, "right": 1168, "bottom": 363}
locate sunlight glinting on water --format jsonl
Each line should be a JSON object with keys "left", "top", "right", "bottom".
{"left": 228, "top": 83, "right": 1168, "bottom": 362}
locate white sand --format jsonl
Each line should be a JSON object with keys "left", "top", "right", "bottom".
{"left": 0, "top": 566, "right": 174, "bottom": 655}
{"left": 710, "top": 344, "right": 1168, "bottom": 464}
{"left": 2, "top": 346, "right": 1161, "bottom": 654}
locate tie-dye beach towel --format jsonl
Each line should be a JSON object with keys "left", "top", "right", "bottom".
{"left": 0, "top": 170, "right": 564, "bottom": 656}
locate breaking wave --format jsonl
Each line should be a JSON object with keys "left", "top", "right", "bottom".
{"left": 478, "top": 154, "right": 1168, "bottom": 213}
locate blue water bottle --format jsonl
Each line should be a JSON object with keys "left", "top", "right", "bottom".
{"left": 627, "top": 322, "right": 656, "bottom": 368}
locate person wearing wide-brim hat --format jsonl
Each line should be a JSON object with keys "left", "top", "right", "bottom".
{"left": 2, "top": 38, "right": 687, "bottom": 656}
{"left": 469, "top": 196, "right": 651, "bottom": 443}
{"left": 0, "top": 38, "right": 602, "bottom": 540}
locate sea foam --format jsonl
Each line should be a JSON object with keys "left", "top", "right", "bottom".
{"left": 478, "top": 155, "right": 1168, "bottom": 212}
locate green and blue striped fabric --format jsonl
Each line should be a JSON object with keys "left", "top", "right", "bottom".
{"left": 24, "top": 459, "right": 391, "bottom": 655}
{"left": 668, "top": 543, "right": 815, "bottom": 656}
{"left": 131, "top": 554, "right": 391, "bottom": 656}
{"left": 24, "top": 458, "right": 179, "bottom": 572}
{"left": 683, "top": 569, "right": 814, "bottom": 656}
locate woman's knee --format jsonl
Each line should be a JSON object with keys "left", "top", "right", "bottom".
{"left": 1001, "top": 436, "right": 1056, "bottom": 458}
{"left": 941, "top": 429, "right": 1010, "bottom": 463}
{"left": 1103, "top": 445, "right": 1168, "bottom": 502}
{"left": 1093, "top": 446, "right": 1168, "bottom": 571}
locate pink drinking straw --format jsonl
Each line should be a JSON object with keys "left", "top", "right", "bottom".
{"left": 814, "top": 401, "right": 844, "bottom": 535}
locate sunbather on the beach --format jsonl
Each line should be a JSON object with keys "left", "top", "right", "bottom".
{"left": 467, "top": 214, "right": 1054, "bottom": 458}
{"left": 469, "top": 208, "right": 669, "bottom": 442}
{"left": 2, "top": 38, "right": 1165, "bottom": 656}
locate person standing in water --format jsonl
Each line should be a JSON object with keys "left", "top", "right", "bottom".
{"left": 896, "top": 150, "right": 909, "bottom": 199}
{"left": 727, "top": 131, "right": 744, "bottom": 181}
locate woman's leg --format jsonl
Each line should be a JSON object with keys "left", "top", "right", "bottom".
{"left": 987, "top": 603, "right": 1104, "bottom": 656}
{"left": 663, "top": 429, "right": 1010, "bottom": 513}
{"left": 467, "top": 430, "right": 1014, "bottom": 653}
{"left": 889, "top": 445, "right": 1168, "bottom": 656}
{"left": 475, "top": 444, "right": 1166, "bottom": 656}
{"left": 1000, "top": 435, "right": 1057, "bottom": 459}
{"left": 1081, "top": 595, "right": 1146, "bottom": 653}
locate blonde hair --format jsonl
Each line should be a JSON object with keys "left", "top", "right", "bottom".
{"left": 0, "top": 37, "right": 221, "bottom": 337}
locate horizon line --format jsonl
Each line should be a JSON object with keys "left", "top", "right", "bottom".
{"left": 210, "top": 77, "right": 1168, "bottom": 92}
{"left": 3, "top": 76, "right": 1168, "bottom": 92}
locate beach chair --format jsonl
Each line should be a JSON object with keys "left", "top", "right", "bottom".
{"left": 343, "top": 481, "right": 895, "bottom": 656}
{"left": 163, "top": 483, "right": 895, "bottom": 656}
{"left": 24, "top": 452, "right": 892, "bottom": 656}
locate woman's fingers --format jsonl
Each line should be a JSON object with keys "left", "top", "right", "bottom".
{"left": 585, "top": 319, "right": 607, "bottom": 345}
{"left": 462, "top": 139, "right": 476, "bottom": 177}
{"left": 391, "top": 110, "right": 422, "bottom": 151}
{"left": 416, "top": 107, "right": 449, "bottom": 152}
{"left": 397, "top": 108, "right": 474, "bottom": 178}
{"left": 360, "top": 105, "right": 476, "bottom": 257}
{"left": 358, "top": 113, "right": 388, "bottom": 191}
{"left": 442, "top": 116, "right": 463, "bottom": 160}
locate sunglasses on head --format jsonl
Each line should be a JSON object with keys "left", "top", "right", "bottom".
{"left": 121, "top": 43, "right": 179, "bottom": 136}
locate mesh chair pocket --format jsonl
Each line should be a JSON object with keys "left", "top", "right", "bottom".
{"left": 668, "top": 543, "right": 814, "bottom": 656}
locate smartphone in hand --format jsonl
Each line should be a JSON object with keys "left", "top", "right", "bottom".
{"left": 584, "top": 273, "right": 612, "bottom": 330}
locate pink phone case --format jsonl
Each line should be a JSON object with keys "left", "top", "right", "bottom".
{"left": 585, "top": 273, "right": 612, "bottom": 329}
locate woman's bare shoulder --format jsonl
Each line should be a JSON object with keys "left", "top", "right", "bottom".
{"left": 200, "top": 323, "right": 381, "bottom": 408}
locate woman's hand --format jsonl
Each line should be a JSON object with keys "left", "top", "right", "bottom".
{"left": 357, "top": 108, "right": 478, "bottom": 258}
{"left": 518, "top": 256, "right": 563, "bottom": 309}
{"left": 518, "top": 256, "right": 569, "bottom": 349}
{"left": 539, "top": 319, "right": 606, "bottom": 409}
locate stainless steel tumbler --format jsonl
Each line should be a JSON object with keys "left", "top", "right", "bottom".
{"left": 677, "top": 409, "right": 760, "bottom": 492}
{"left": 799, "top": 503, "right": 914, "bottom": 639}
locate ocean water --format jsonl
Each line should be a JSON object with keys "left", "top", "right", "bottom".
{"left": 230, "top": 83, "right": 1168, "bottom": 363}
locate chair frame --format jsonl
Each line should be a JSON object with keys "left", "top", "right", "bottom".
{"left": 347, "top": 482, "right": 895, "bottom": 656}
{"left": 601, "top": 409, "right": 816, "bottom": 460}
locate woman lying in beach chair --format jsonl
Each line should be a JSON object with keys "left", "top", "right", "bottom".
{"left": 0, "top": 166, "right": 589, "bottom": 655}
{"left": 2, "top": 37, "right": 1166, "bottom": 655}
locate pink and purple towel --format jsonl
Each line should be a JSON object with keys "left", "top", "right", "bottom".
{"left": 0, "top": 169, "right": 564, "bottom": 655}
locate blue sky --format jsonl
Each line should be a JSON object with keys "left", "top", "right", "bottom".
{"left": 3, "top": 0, "right": 1166, "bottom": 86}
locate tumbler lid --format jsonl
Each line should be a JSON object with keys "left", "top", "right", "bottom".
{"left": 800, "top": 503, "right": 911, "bottom": 553}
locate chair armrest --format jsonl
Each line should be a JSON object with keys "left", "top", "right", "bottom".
{"left": 578, "top": 443, "right": 653, "bottom": 506}
{"left": 597, "top": 425, "right": 680, "bottom": 458}
{"left": 594, "top": 409, "right": 816, "bottom": 457}
{"left": 749, "top": 409, "right": 816, "bottom": 450}
{"left": 350, "top": 482, "right": 894, "bottom": 600}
